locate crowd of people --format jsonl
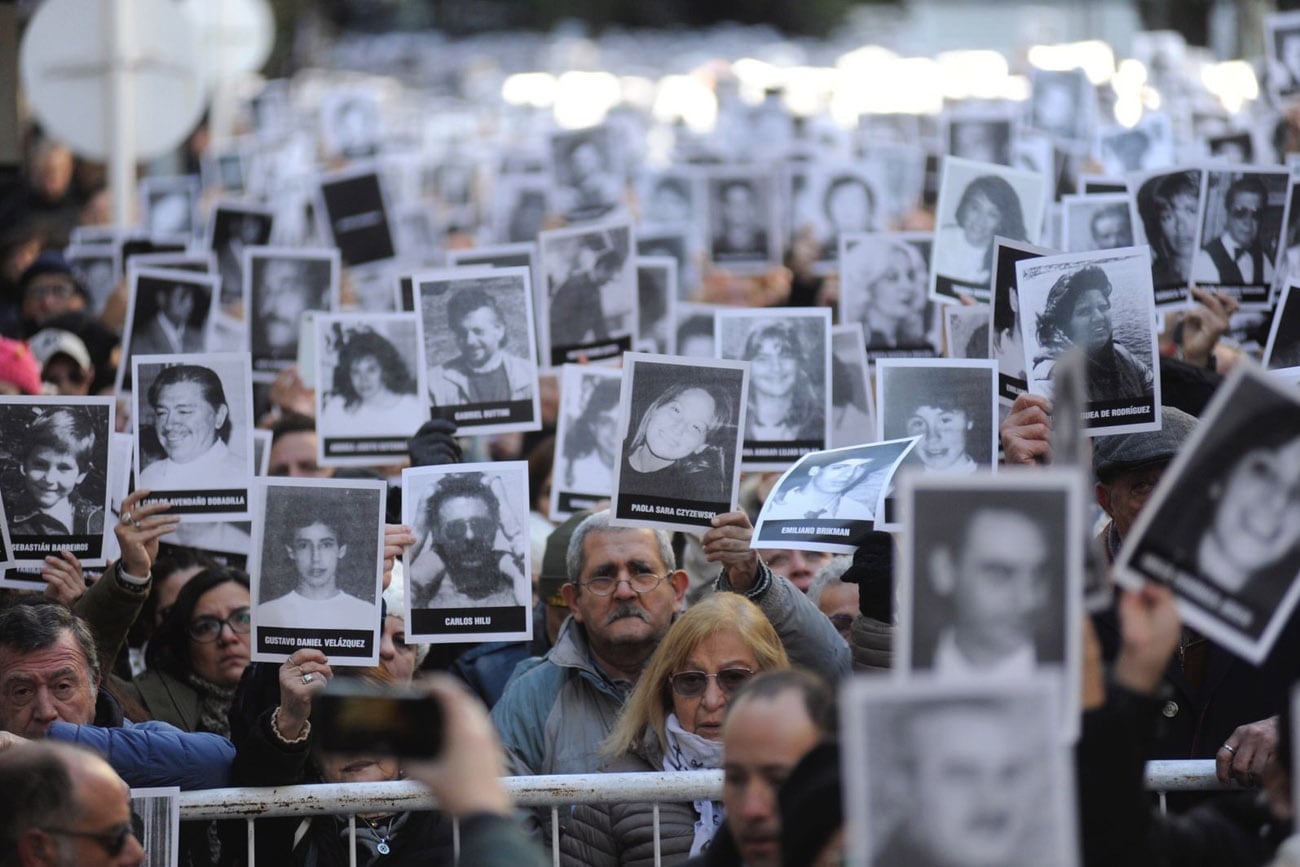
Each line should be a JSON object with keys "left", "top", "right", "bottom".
{"left": 6, "top": 9, "right": 1300, "bottom": 867}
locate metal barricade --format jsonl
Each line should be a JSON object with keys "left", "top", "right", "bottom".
{"left": 177, "top": 762, "right": 1222, "bottom": 867}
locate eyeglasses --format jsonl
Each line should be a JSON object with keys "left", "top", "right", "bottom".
{"left": 669, "top": 668, "right": 755, "bottom": 698}
{"left": 578, "top": 573, "right": 667, "bottom": 596}
{"left": 187, "top": 607, "right": 251, "bottom": 642}
{"left": 1229, "top": 205, "right": 1262, "bottom": 221}
{"left": 829, "top": 614, "right": 855, "bottom": 635}
{"left": 41, "top": 824, "right": 137, "bottom": 857}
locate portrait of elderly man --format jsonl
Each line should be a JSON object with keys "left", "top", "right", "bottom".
{"left": 913, "top": 494, "right": 1064, "bottom": 676}
{"left": 1190, "top": 176, "right": 1275, "bottom": 288}
{"left": 427, "top": 286, "right": 534, "bottom": 408}
{"left": 764, "top": 456, "right": 882, "bottom": 521}
{"left": 137, "top": 365, "right": 248, "bottom": 491}
{"left": 407, "top": 471, "right": 528, "bottom": 609}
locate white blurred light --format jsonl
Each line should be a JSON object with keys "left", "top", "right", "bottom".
{"left": 937, "top": 50, "right": 1011, "bottom": 100}
{"left": 1027, "top": 40, "right": 1116, "bottom": 84}
{"left": 1113, "top": 96, "right": 1143, "bottom": 128}
{"left": 834, "top": 56, "right": 943, "bottom": 119}
{"left": 620, "top": 75, "right": 656, "bottom": 110}
{"left": 1201, "top": 60, "right": 1259, "bottom": 115}
{"left": 501, "top": 72, "right": 556, "bottom": 108}
{"left": 782, "top": 66, "right": 835, "bottom": 117}
{"left": 732, "top": 57, "right": 782, "bottom": 105}
{"left": 836, "top": 45, "right": 898, "bottom": 75}
{"left": 553, "top": 70, "right": 621, "bottom": 129}
{"left": 653, "top": 74, "right": 717, "bottom": 133}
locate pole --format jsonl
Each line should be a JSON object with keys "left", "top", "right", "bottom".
{"left": 106, "top": 0, "right": 137, "bottom": 228}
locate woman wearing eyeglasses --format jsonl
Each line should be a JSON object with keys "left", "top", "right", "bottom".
{"left": 129, "top": 567, "right": 252, "bottom": 734}
{"left": 561, "top": 594, "right": 790, "bottom": 867}
{"left": 126, "top": 567, "right": 252, "bottom": 867}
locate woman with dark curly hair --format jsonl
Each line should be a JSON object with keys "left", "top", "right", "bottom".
{"left": 1137, "top": 170, "right": 1200, "bottom": 289}
{"left": 1031, "top": 265, "right": 1153, "bottom": 402}
{"left": 320, "top": 327, "right": 424, "bottom": 434}
{"left": 741, "top": 321, "right": 825, "bottom": 443}
{"left": 621, "top": 381, "right": 734, "bottom": 502}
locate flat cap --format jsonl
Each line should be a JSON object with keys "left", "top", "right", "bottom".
{"left": 539, "top": 510, "right": 593, "bottom": 607}
{"left": 1092, "top": 405, "right": 1197, "bottom": 481}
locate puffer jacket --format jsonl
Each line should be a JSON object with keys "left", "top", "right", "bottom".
{"left": 559, "top": 741, "right": 702, "bottom": 867}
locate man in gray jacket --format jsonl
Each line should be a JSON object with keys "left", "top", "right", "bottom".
{"left": 490, "top": 509, "right": 850, "bottom": 777}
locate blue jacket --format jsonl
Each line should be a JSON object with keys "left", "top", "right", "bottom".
{"left": 48, "top": 716, "right": 234, "bottom": 791}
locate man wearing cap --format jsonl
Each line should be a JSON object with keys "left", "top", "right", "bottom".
{"left": 763, "top": 456, "right": 881, "bottom": 521}
{"left": 29, "top": 329, "right": 93, "bottom": 396}
{"left": 1091, "top": 405, "right": 1299, "bottom": 793}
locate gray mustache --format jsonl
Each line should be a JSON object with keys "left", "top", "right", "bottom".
{"left": 605, "top": 605, "right": 651, "bottom": 626}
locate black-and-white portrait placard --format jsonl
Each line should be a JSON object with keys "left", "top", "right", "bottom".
{"left": 675, "top": 302, "right": 722, "bottom": 358}
{"left": 704, "top": 168, "right": 780, "bottom": 272}
{"left": 1274, "top": 175, "right": 1300, "bottom": 301}
{"left": 716, "top": 307, "right": 831, "bottom": 470}
{"left": 1095, "top": 114, "right": 1174, "bottom": 176}
{"left": 1189, "top": 168, "right": 1289, "bottom": 307}
{"left": 876, "top": 359, "right": 999, "bottom": 477}
{"left": 806, "top": 165, "right": 881, "bottom": 270}
{"left": 611, "top": 352, "right": 747, "bottom": 534}
{"left": 65, "top": 244, "right": 120, "bottom": 314}
{"left": 316, "top": 165, "right": 398, "bottom": 267}
{"left": 550, "top": 124, "right": 625, "bottom": 224}
{"left": 896, "top": 470, "right": 1084, "bottom": 738}
{"left": 244, "top": 246, "right": 340, "bottom": 374}
{"left": 491, "top": 174, "right": 550, "bottom": 245}
{"left": 932, "top": 157, "right": 1047, "bottom": 303}
{"left": 639, "top": 228, "right": 698, "bottom": 302}
{"left": 1026, "top": 67, "right": 1094, "bottom": 147}
{"left": 250, "top": 477, "right": 385, "bottom": 665}
{"left": 320, "top": 88, "right": 382, "bottom": 161}
{"left": 1264, "top": 283, "right": 1300, "bottom": 373}
{"left": 636, "top": 256, "right": 677, "bottom": 356}
{"left": 943, "top": 112, "right": 1014, "bottom": 166}
{"left": 416, "top": 266, "right": 541, "bottom": 435}
{"left": 754, "top": 437, "right": 918, "bottom": 553}
{"left": 129, "top": 252, "right": 215, "bottom": 276}
{"left": 117, "top": 268, "right": 219, "bottom": 393}
{"left": 130, "top": 787, "right": 180, "bottom": 867}
{"left": 402, "top": 461, "right": 532, "bottom": 644}
{"left": 991, "top": 237, "right": 1055, "bottom": 404}
{"left": 638, "top": 169, "right": 702, "bottom": 231}
{"left": 206, "top": 202, "right": 275, "bottom": 312}
{"left": 445, "top": 242, "right": 537, "bottom": 278}
{"left": 551, "top": 364, "right": 622, "bottom": 519}
{"left": 830, "top": 323, "right": 876, "bottom": 449}
{"left": 538, "top": 220, "right": 638, "bottom": 366}
{"left": 0, "top": 396, "right": 113, "bottom": 569}
{"left": 1128, "top": 167, "right": 1204, "bottom": 307}
{"left": 1077, "top": 175, "right": 1128, "bottom": 196}
{"left": 944, "top": 305, "right": 992, "bottom": 360}
{"left": 842, "top": 674, "right": 1079, "bottom": 867}
{"left": 1016, "top": 246, "right": 1161, "bottom": 435}
{"left": 139, "top": 175, "right": 201, "bottom": 239}
{"left": 1267, "top": 10, "right": 1300, "bottom": 104}
{"left": 838, "top": 232, "right": 940, "bottom": 359}
{"left": 1115, "top": 364, "right": 1300, "bottom": 665}
{"left": 1060, "top": 193, "right": 1135, "bottom": 253}
{"left": 133, "top": 353, "right": 254, "bottom": 521}
{"left": 315, "top": 312, "right": 428, "bottom": 466}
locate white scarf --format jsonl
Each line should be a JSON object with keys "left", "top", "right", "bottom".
{"left": 662, "top": 713, "right": 725, "bottom": 856}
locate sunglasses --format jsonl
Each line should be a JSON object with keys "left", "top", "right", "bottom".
{"left": 669, "top": 667, "right": 755, "bottom": 698}
{"left": 187, "top": 607, "right": 252, "bottom": 642}
{"left": 1229, "top": 205, "right": 1262, "bottom": 220}
{"left": 42, "top": 824, "right": 137, "bottom": 857}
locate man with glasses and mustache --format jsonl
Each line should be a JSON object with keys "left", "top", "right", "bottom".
{"left": 1191, "top": 176, "right": 1274, "bottom": 288}
{"left": 408, "top": 471, "right": 527, "bottom": 609}
{"left": 491, "top": 509, "right": 849, "bottom": 778}
{"left": 0, "top": 741, "right": 146, "bottom": 867}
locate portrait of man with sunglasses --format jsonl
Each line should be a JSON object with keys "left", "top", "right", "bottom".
{"left": 408, "top": 470, "right": 527, "bottom": 610}
{"left": 1191, "top": 173, "right": 1283, "bottom": 301}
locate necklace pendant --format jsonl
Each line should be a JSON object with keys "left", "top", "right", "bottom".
{"left": 376, "top": 841, "right": 391, "bottom": 855}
